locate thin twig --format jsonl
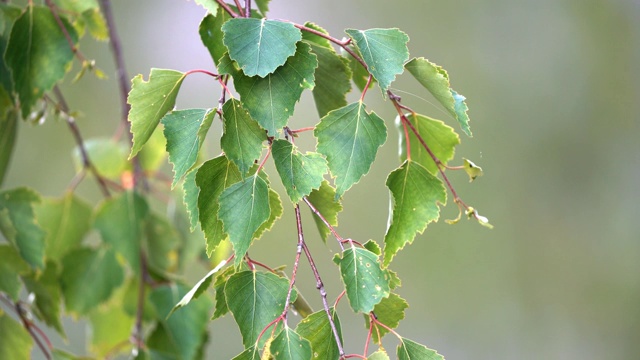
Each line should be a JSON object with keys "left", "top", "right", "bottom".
{"left": 302, "top": 197, "right": 344, "bottom": 251}
{"left": 43, "top": 0, "right": 86, "bottom": 63}
{"left": 216, "top": 0, "right": 238, "bottom": 17}
{"left": 280, "top": 205, "right": 306, "bottom": 323}
{"left": 232, "top": 0, "right": 245, "bottom": 17}
{"left": 245, "top": 0, "right": 251, "bottom": 17}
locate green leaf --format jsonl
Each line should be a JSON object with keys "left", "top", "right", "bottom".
{"left": 94, "top": 191, "right": 149, "bottom": 271}
{"left": 225, "top": 270, "right": 294, "bottom": 347}
{"left": 170, "top": 257, "right": 230, "bottom": 317}
{"left": 81, "top": 8, "right": 108, "bottom": 41}
{"left": 0, "top": 4, "right": 22, "bottom": 93}
{"left": 218, "top": 173, "right": 271, "bottom": 265}
{"left": 0, "top": 187, "right": 46, "bottom": 269}
{"left": 150, "top": 284, "right": 212, "bottom": 360}
{"left": 5, "top": 5, "right": 78, "bottom": 117}
{"left": 89, "top": 294, "right": 135, "bottom": 357}
{"left": 369, "top": 350, "right": 391, "bottom": 360}
{"left": 405, "top": 57, "right": 472, "bottom": 137}
{"left": 195, "top": 156, "right": 242, "bottom": 256}
{"left": 220, "top": 99, "right": 266, "bottom": 175}
{"left": 0, "top": 104, "right": 17, "bottom": 187}
{"left": 366, "top": 293, "right": 408, "bottom": 344}
{"left": 72, "top": 137, "right": 129, "bottom": 179}
{"left": 0, "top": 245, "right": 29, "bottom": 300}
{"left": 345, "top": 28, "right": 409, "bottom": 93}
{"left": 363, "top": 239, "right": 381, "bottom": 256}
{"left": 397, "top": 337, "right": 444, "bottom": 360}
{"left": 348, "top": 47, "right": 375, "bottom": 92}
{"left": 272, "top": 139, "right": 327, "bottom": 203}
{"left": 0, "top": 310, "right": 33, "bottom": 360}
{"left": 232, "top": 345, "right": 260, "bottom": 360}
{"left": 337, "top": 246, "right": 390, "bottom": 313}
{"left": 182, "top": 167, "right": 201, "bottom": 231}
{"left": 22, "top": 261, "right": 65, "bottom": 336}
{"left": 387, "top": 269, "right": 402, "bottom": 290}
{"left": 302, "top": 23, "right": 352, "bottom": 118}
{"left": 270, "top": 326, "right": 312, "bottom": 360}
{"left": 128, "top": 68, "right": 186, "bottom": 157}
{"left": 397, "top": 113, "right": 460, "bottom": 175}
{"left": 144, "top": 213, "right": 179, "bottom": 277}
{"left": 224, "top": 41, "right": 317, "bottom": 135}
{"left": 296, "top": 308, "right": 343, "bottom": 360}
{"left": 463, "top": 158, "right": 483, "bottom": 182}
{"left": 222, "top": 18, "right": 301, "bottom": 77}
{"left": 315, "top": 102, "right": 387, "bottom": 198}
{"left": 162, "top": 108, "right": 215, "bottom": 188}
{"left": 306, "top": 180, "right": 342, "bottom": 243}
{"left": 211, "top": 265, "right": 237, "bottom": 320}
{"left": 60, "top": 247, "right": 125, "bottom": 315}
{"left": 254, "top": 0, "right": 270, "bottom": 16}
{"left": 138, "top": 123, "right": 168, "bottom": 173}
{"left": 194, "top": 0, "right": 218, "bottom": 13}
{"left": 383, "top": 160, "right": 446, "bottom": 267}
{"left": 199, "top": 6, "right": 258, "bottom": 67}
{"left": 253, "top": 188, "right": 283, "bottom": 239}
{"left": 35, "top": 192, "right": 92, "bottom": 262}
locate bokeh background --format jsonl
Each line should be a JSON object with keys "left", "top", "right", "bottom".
{"left": 4, "top": 0, "right": 640, "bottom": 359}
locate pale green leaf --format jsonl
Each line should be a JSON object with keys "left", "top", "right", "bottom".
{"left": 72, "top": 137, "right": 129, "bottom": 179}
{"left": 463, "top": 158, "right": 483, "bottom": 182}
{"left": 254, "top": 0, "right": 270, "bottom": 16}
{"left": 232, "top": 345, "right": 260, "bottom": 360}
{"left": 369, "top": 350, "right": 391, "bottom": 360}
{"left": 22, "top": 261, "right": 65, "bottom": 336}
{"left": 397, "top": 337, "right": 444, "bottom": 360}
{"left": 345, "top": 28, "right": 409, "bottom": 93}
{"left": 54, "top": 0, "right": 99, "bottom": 14}
{"left": 195, "top": 156, "right": 242, "bottom": 256}
{"left": 170, "top": 257, "right": 229, "bottom": 317}
{"left": 397, "top": 113, "right": 460, "bottom": 175}
{"left": 89, "top": 294, "right": 135, "bottom": 357}
{"left": 272, "top": 139, "right": 327, "bottom": 203}
{"left": 365, "top": 293, "right": 408, "bottom": 344}
{"left": 270, "top": 326, "right": 312, "bottom": 360}
{"left": 387, "top": 269, "right": 402, "bottom": 290}
{"left": 222, "top": 18, "right": 301, "bottom": 77}
{"left": 182, "top": 167, "right": 201, "bottom": 231}
{"left": 363, "top": 239, "right": 381, "bottom": 256}
{"left": 315, "top": 102, "right": 387, "bottom": 198}
{"left": 0, "top": 245, "right": 29, "bottom": 300}
{"left": 0, "top": 310, "right": 33, "bottom": 360}
{"left": 296, "top": 308, "right": 343, "bottom": 360}
{"left": 218, "top": 173, "right": 271, "bottom": 265}
{"left": 220, "top": 99, "right": 266, "bottom": 175}
{"left": 194, "top": 0, "right": 218, "bottom": 13}
{"left": 306, "top": 180, "right": 342, "bottom": 243}
{"left": 405, "top": 57, "right": 472, "bottom": 137}
{"left": 0, "top": 187, "right": 46, "bottom": 269}
{"left": 94, "top": 191, "right": 149, "bottom": 271}
{"left": 5, "top": 5, "right": 78, "bottom": 117}
{"left": 224, "top": 41, "right": 317, "bottom": 135}
{"left": 60, "top": 247, "right": 125, "bottom": 315}
{"left": 128, "top": 68, "right": 186, "bottom": 157}
{"left": 225, "top": 271, "right": 295, "bottom": 347}
{"left": 383, "top": 160, "right": 446, "bottom": 266}
{"left": 36, "top": 192, "right": 92, "bottom": 262}
{"left": 162, "top": 108, "right": 215, "bottom": 187}
{"left": 138, "top": 123, "right": 168, "bottom": 173}
{"left": 81, "top": 8, "right": 108, "bottom": 41}
{"left": 337, "top": 246, "right": 390, "bottom": 313}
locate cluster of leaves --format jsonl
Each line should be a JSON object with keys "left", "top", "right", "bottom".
{"left": 0, "top": 0, "right": 489, "bottom": 359}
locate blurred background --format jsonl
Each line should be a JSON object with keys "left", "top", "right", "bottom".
{"left": 4, "top": 0, "right": 639, "bottom": 359}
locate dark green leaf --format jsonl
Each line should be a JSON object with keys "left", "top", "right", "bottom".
{"left": 5, "top": 5, "right": 78, "bottom": 117}
{"left": 270, "top": 326, "right": 312, "bottom": 360}
{"left": 366, "top": 293, "right": 408, "bottom": 343}
{"left": 225, "top": 271, "right": 294, "bottom": 347}
{"left": 0, "top": 310, "right": 33, "bottom": 359}
{"left": 0, "top": 245, "right": 29, "bottom": 300}
{"left": 383, "top": 160, "right": 446, "bottom": 267}
{"left": 36, "top": 193, "right": 92, "bottom": 262}
{"left": 0, "top": 103, "right": 17, "bottom": 187}
{"left": 405, "top": 57, "right": 472, "bottom": 137}
{"left": 22, "top": 261, "right": 65, "bottom": 336}
{"left": 397, "top": 113, "right": 460, "bottom": 175}
{"left": 72, "top": 137, "right": 129, "bottom": 179}
{"left": 397, "top": 337, "right": 444, "bottom": 360}
{"left": 345, "top": 28, "right": 409, "bottom": 93}
{"left": 315, "top": 102, "right": 387, "bottom": 198}
{"left": 218, "top": 173, "right": 271, "bottom": 265}
{"left": 128, "top": 68, "right": 186, "bottom": 157}
{"left": 162, "top": 108, "right": 215, "bottom": 188}
{"left": 0, "top": 4, "right": 22, "bottom": 93}
{"left": 302, "top": 22, "right": 352, "bottom": 118}
{"left": 220, "top": 99, "right": 266, "bottom": 175}
{"left": 272, "top": 139, "right": 327, "bottom": 203}
{"left": 0, "top": 187, "right": 46, "bottom": 269}
{"left": 94, "top": 191, "right": 149, "bottom": 271}
{"left": 224, "top": 41, "right": 317, "bottom": 135}
{"left": 170, "top": 257, "right": 230, "bottom": 317}
{"left": 296, "top": 308, "right": 343, "bottom": 360}
{"left": 195, "top": 156, "right": 242, "bottom": 256}
{"left": 61, "top": 247, "right": 125, "bottom": 315}
{"left": 337, "top": 246, "right": 390, "bottom": 313}
{"left": 222, "top": 18, "right": 301, "bottom": 77}
{"left": 150, "top": 284, "right": 212, "bottom": 360}
{"left": 306, "top": 180, "right": 342, "bottom": 243}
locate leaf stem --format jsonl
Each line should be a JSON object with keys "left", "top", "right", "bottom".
{"left": 185, "top": 69, "right": 220, "bottom": 78}
{"left": 216, "top": 0, "right": 238, "bottom": 17}
{"left": 359, "top": 75, "right": 373, "bottom": 102}
{"left": 292, "top": 23, "right": 368, "bottom": 70}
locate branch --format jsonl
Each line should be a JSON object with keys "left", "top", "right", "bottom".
{"left": 216, "top": 0, "right": 239, "bottom": 17}
{"left": 302, "top": 197, "right": 344, "bottom": 251}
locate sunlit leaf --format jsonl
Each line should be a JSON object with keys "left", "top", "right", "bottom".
{"left": 225, "top": 270, "right": 294, "bottom": 347}
{"left": 397, "top": 113, "right": 460, "bottom": 175}
{"left": 220, "top": 99, "right": 266, "bottom": 175}
{"left": 306, "top": 180, "right": 342, "bottom": 243}
{"left": 222, "top": 18, "right": 301, "bottom": 77}
{"left": 337, "top": 246, "right": 390, "bottom": 313}
{"left": 383, "top": 160, "right": 446, "bottom": 267}
{"left": 345, "top": 28, "right": 409, "bottom": 93}
{"left": 5, "top": 5, "right": 78, "bottom": 117}
{"left": 0, "top": 310, "right": 33, "bottom": 360}
{"left": 315, "top": 102, "right": 387, "bottom": 198}
{"left": 365, "top": 293, "right": 408, "bottom": 344}
{"left": 194, "top": 0, "right": 218, "bottom": 13}
{"left": 296, "top": 308, "right": 343, "bottom": 360}
{"left": 397, "top": 337, "right": 444, "bottom": 360}
{"left": 272, "top": 139, "right": 327, "bottom": 203}
{"left": 270, "top": 326, "right": 312, "bottom": 360}
{"left": 0, "top": 187, "right": 46, "bottom": 269}
{"left": 162, "top": 108, "right": 215, "bottom": 187}
{"left": 254, "top": 0, "right": 270, "bottom": 16}
{"left": 405, "top": 57, "right": 472, "bottom": 137}
{"left": 128, "top": 68, "right": 186, "bottom": 157}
